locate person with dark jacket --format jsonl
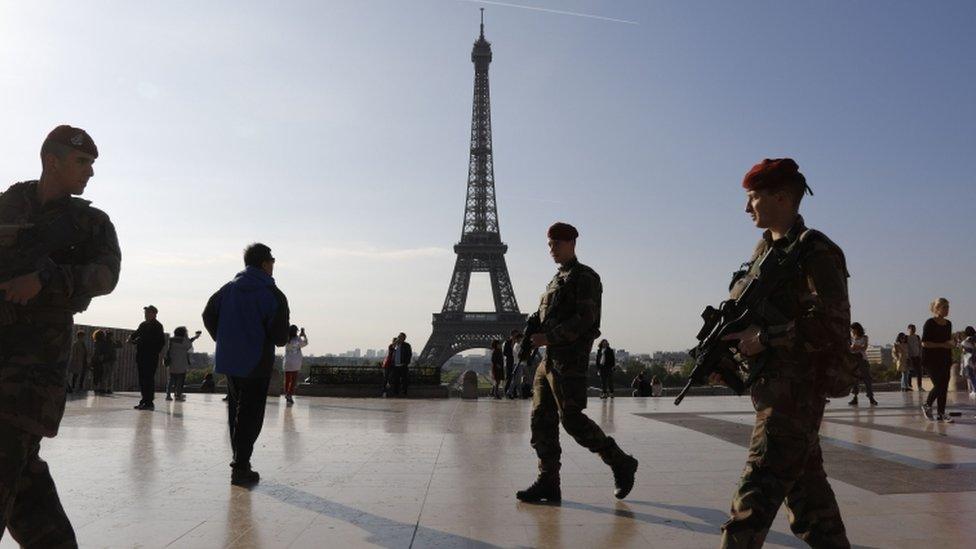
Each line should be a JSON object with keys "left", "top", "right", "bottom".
{"left": 391, "top": 332, "right": 412, "bottom": 397}
{"left": 596, "top": 339, "right": 616, "bottom": 399}
{"left": 129, "top": 306, "right": 165, "bottom": 410}
{"left": 631, "top": 371, "right": 652, "bottom": 397}
{"left": 202, "top": 243, "right": 290, "bottom": 486}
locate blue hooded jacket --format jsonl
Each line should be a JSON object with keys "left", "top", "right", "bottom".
{"left": 202, "top": 266, "right": 290, "bottom": 378}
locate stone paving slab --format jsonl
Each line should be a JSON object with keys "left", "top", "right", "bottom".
{"left": 1, "top": 390, "right": 974, "bottom": 548}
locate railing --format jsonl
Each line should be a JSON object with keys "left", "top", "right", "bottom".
{"left": 307, "top": 364, "right": 441, "bottom": 385}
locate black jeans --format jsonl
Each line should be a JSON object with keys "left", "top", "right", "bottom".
{"left": 227, "top": 376, "right": 271, "bottom": 469}
{"left": 503, "top": 361, "right": 515, "bottom": 396}
{"left": 392, "top": 366, "right": 409, "bottom": 396}
{"left": 851, "top": 359, "right": 874, "bottom": 399}
{"left": 381, "top": 367, "right": 394, "bottom": 395}
{"left": 926, "top": 364, "right": 950, "bottom": 416}
{"left": 599, "top": 370, "right": 614, "bottom": 395}
{"left": 910, "top": 356, "right": 923, "bottom": 389}
{"left": 167, "top": 373, "right": 186, "bottom": 398}
{"left": 136, "top": 357, "right": 158, "bottom": 405}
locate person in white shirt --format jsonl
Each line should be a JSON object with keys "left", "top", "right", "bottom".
{"left": 282, "top": 325, "right": 308, "bottom": 404}
{"left": 959, "top": 326, "right": 976, "bottom": 400}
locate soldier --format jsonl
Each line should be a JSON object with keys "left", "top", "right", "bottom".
{"left": 713, "top": 159, "right": 850, "bottom": 548}
{"left": 516, "top": 222, "right": 638, "bottom": 503}
{"left": 0, "top": 126, "right": 121, "bottom": 546}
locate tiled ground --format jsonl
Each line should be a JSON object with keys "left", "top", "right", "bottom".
{"left": 3, "top": 390, "right": 976, "bottom": 548}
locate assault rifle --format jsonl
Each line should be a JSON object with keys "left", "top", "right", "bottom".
{"left": 518, "top": 314, "right": 542, "bottom": 364}
{"left": 0, "top": 211, "right": 80, "bottom": 302}
{"left": 674, "top": 236, "right": 806, "bottom": 406}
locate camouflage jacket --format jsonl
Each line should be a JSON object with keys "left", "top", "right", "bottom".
{"left": 531, "top": 257, "right": 602, "bottom": 371}
{"left": 0, "top": 180, "right": 121, "bottom": 437}
{"left": 732, "top": 216, "right": 850, "bottom": 376}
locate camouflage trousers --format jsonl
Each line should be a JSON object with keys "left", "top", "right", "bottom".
{"left": 530, "top": 358, "right": 629, "bottom": 476}
{"left": 0, "top": 423, "right": 76, "bottom": 548}
{"left": 721, "top": 377, "right": 850, "bottom": 549}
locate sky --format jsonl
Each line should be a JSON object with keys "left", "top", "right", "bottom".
{"left": 2, "top": 0, "right": 974, "bottom": 356}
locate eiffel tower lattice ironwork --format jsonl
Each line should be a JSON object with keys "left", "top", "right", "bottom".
{"left": 415, "top": 11, "right": 527, "bottom": 371}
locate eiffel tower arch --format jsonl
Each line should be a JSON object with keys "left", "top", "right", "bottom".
{"left": 415, "top": 11, "right": 527, "bottom": 371}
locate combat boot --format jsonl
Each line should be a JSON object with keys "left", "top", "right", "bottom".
{"left": 231, "top": 466, "right": 261, "bottom": 486}
{"left": 611, "top": 454, "right": 639, "bottom": 500}
{"left": 516, "top": 475, "right": 561, "bottom": 503}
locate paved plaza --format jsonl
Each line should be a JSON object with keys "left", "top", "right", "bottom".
{"left": 4, "top": 390, "right": 976, "bottom": 548}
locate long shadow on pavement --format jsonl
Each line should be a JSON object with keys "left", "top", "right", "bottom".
{"left": 254, "top": 482, "right": 530, "bottom": 549}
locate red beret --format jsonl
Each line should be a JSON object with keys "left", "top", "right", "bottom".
{"left": 43, "top": 125, "right": 98, "bottom": 158}
{"left": 547, "top": 222, "right": 579, "bottom": 241}
{"left": 742, "top": 158, "right": 810, "bottom": 194}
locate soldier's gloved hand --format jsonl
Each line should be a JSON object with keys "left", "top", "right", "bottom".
{"left": 707, "top": 372, "right": 723, "bottom": 385}
{"left": 530, "top": 333, "right": 549, "bottom": 347}
{"left": 722, "top": 325, "right": 765, "bottom": 357}
{"left": 0, "top": 271, "right": 43, "bottom": 305}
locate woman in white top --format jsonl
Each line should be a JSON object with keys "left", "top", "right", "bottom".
{"left": 848, "top": 322, "right": 878, "bottom": 407}
{"left": 165, "top": 326, "right": 201, "bottom": 401}
{"left": 283, "top": 325, "right": 308, "bottom": 404}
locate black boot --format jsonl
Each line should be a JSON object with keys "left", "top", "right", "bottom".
{"left": 231, "top": 466, "right": 261, "bottom": 486}
{"left": 611, "top": 455, "right": 639, "bottom": 500}
{"left": 516, "top": 475, "right": 561, "bottom": 503}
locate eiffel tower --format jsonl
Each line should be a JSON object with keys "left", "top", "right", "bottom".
{"left": 415, "top": 11, "right": 527, "bottom": 371}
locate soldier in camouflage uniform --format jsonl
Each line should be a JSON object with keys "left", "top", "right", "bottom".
{"left": 0, "top": 126, "right": 121, "bottom": 547}
{"left": 516, "top": 222, "right": 638, "bottom": 504}
{"left": 714, "top": 159, "right": 850, "bottom": 548}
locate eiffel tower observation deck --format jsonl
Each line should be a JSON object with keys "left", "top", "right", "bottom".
{"left": 415, "top": 11, "right": 528, "bottom": 370}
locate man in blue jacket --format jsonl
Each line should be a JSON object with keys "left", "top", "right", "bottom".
{"left": 202, "top": 243, "right": 290, "bottom": 486}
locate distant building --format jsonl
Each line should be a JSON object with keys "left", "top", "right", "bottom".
{"left": 865, "top": 346, "right": 892, "bottom": 368}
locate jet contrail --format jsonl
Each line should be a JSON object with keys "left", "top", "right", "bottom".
{"left": 457, "top": 0, "right": 639, "bottom": 25}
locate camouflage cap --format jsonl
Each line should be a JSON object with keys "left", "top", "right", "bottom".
{"left": 547, "top": 222, "right": 579, "bottom": 241}
{"left": 43, "top": 125, "right": 98, "bottom": 158}
{"left": 742, "top": 158, "right": 812, "bottom": 196}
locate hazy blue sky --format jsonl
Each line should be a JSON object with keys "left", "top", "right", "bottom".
{"left": 2, "top": 1, "right": 974, "bottom": 356}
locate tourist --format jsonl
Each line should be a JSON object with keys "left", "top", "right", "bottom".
{"left": 67, "top": 330, "right": 88, "bottom": 394}
{"left": 502, "top": 330, "right": 521, "bottom": 399}
{"left": 490, "top": 339, "right": 504, "bottom": 399}
{"left": 380, "top": 337, "right": 396, "bottom": 397}
{"left": 893, "top": 333, "right": 911, "bottom": 392}
{"left": 959, "top": 326, "right": 976, "bottom": 399}
{"left": 164, "top": 327, "right": 201, "bottom": 402}
{"left": 596, "top": 339, "right": 615, "bottom": 399}
{"left": 651, "top": 375, "right": 663, "bottom": 397}
{"left": 200, "top": 372, "right": 216, "bottom": 393}
{"left": 202, "top": 242, "right": 290, "bottom": 485}
{"left": 282, "top": 325, "right": 308, "bottom": 404}
{"left": 848, "top": 322, "right": 878, "bottom": 406}
{"left": 631, "top": 371, "right": 652, "bottom": 397}
{"left": 129, "top": 305, "right": 166, "bottom": 410}
{"left": 391, "top": 332, "right": 412, "bottom": 397}
{"left": 906, "top": 323, "right": 924, "bottom": 391}
{"left": 921, "top": 298, "right": 953, "bottom": 422}
{"left": 92, "top": 330, "right": 119, "bottom": 395}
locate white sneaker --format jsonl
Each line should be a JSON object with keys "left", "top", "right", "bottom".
{"left": 938, "top": 415, "right": 954, "bottom": 424}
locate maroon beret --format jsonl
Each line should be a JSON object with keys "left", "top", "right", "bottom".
{"left": 43, "top": 125, "right": 98, "bottom": 158}
{"left": 742, "top": 158, "right": 810, "bottom": 194}
{"left": 547, "top": 222, "right": 579, "bottom": 241}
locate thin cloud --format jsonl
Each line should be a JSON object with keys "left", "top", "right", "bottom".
{"left": 458, "top": 0, "right": 639, "bottom": 25}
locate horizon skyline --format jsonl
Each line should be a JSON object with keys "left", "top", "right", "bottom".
{"left": 3, "top": 1, "right": 974, "bottom": 357}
